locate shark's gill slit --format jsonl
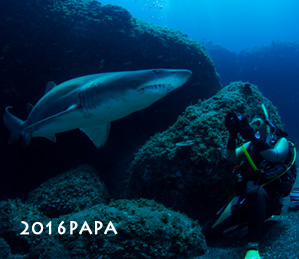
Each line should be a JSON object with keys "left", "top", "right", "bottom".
{"left": 79, "top": 89, "right": 89, "bottom": 111}
{"left": 80, "top": 87, "right": 96, "bottom": 111}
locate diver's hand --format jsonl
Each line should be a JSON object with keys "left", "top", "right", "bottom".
{"left": 237, "top": 117, "right": 255, "bottom": 140}
{"left": 224, "top": 113, "right": 238, "bottom": 137}
{"left": 238, "top": 125, "right": 254, "bottom": 140}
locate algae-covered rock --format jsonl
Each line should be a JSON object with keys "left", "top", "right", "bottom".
{"left": 0, "top": 198, "right": 206, "bottom": 258}
{"left": 56, "top": 199, "right": 206, "bottom": 258}
{"left": 126, "top": 82, "right": 282, "bottom": 221}
{"left": 26, "top": 165, "right": 109, "bottom": 218}
{"left": 0, "top": 237, "right": 11, "bottom": 258}
{"left": 0, "top": 199, "right": 69, "bottom": 258}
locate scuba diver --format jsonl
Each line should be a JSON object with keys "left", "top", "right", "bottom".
{"left": 202, "top": 104, "right": 297, "bottom": 259}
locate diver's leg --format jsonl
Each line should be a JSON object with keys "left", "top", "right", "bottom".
{"left": 246, "top": 185, "right": 267, "bottom": 243}
{"left": 202, "top": 195, "right": 246, "bottom": 237}
{"left": 244, "top": 185, "right": 266, "bottom": 259}
{"left": 246, "top": 185, "right": 281, "bottom": 242}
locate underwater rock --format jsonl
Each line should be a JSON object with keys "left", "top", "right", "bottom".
{"left": 125, "top": 81, "right": 282, "bottom": 221}
{"left": 26, "top": 165, "right": 109, "bottom": 218}
{"left": 0, "top": 199, "right": 70, "bottom": 258}
{"left": 0, "top": 198, "right": 206, "bottom": 258}
{"left": 0, "top": 237, "right": 11, "bottom": 258}
{"left": 55, "top": 199, "right": 206, "bottom": 258}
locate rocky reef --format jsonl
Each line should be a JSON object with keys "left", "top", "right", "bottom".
{"left": 0, "top": 166, "right": 206, "bottom": 258}
{"left": 125, "top": 81, "right": 282, "bottom": 221}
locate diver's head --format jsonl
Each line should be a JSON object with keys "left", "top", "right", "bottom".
{"left": 250, "top": 116, "right": 267, "bottom": 139}
{"left": 249, "top": 104, "right": 273, "bottom": 143}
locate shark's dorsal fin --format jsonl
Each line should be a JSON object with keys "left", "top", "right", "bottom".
{"left": 45, "top": 81, "right": 57, "bottom": 94}
{"left": 80, "top": 123, "right": 110, "bottom": 148}
{"left": 26, "top": 103, "right": 34, "bottom": 114}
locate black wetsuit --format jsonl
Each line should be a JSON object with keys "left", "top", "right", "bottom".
{"left": 236, "top": 183, "right": 282, "bottom": 243}
{"left": 231, "top": 142, "right": 288, "bottom": 242}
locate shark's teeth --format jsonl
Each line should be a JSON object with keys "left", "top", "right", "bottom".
{"left": 139, "top": 83, "right": 171, "bottom": 91}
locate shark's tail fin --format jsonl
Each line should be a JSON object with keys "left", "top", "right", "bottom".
{"left": 3, "top": 106, "right": 25, "bottom": 145}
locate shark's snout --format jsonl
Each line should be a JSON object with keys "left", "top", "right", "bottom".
{"left": 171, "top": 69, "right": 192, "bottom": 82}
{"left": 162, "top": 69, "right": 192, "bottom": 92}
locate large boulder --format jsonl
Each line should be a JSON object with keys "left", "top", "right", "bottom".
{"left": 125, "top": 81, "right": 282, "bottom": 221}
{"left": 0, "top": 198, "right": 206, "bottom": 258}
{"left": 26, "top": 165, "right": 109, "bottom": 217}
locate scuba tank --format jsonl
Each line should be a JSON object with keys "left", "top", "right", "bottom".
{"left": 290, "top": 188, "right": 299, "bottom": 205}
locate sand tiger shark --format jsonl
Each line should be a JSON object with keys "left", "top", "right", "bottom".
{"left": 3, "top": 69, "right": 192, "bottom": 148}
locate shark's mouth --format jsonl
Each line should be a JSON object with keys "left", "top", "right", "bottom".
{"left": 138, "top": 83, "right": 172, "bottom": 92}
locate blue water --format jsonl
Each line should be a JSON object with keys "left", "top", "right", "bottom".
{"left": 99, "top": 0, "right": 299, "bottom": 53}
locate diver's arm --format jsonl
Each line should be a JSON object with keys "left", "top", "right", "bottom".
{"left": 226, "top": 130, "right": 241, "bottom": 162}
{"left": 226, "top": 148, "right": 236, "bottom": 162}
{"left": 227, "top": 142, "right": 249, "bottom": 162}
{"left": 225, "top": 113, "right": 239, "bottom": 162}
{"left": 259, "top": 137, "right": 289, "bottom": 163}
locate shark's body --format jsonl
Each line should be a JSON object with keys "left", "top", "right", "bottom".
{"left": 3, "top": 69, "right": 192, "bottom": 147}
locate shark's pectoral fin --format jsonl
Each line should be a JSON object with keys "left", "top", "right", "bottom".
{"left": 80, "top": 123, "right": 110, "bottom": 148}
{"left": 25, "top": 104, "right": 79, "bottom": 131}
{"left": 44, "top": 134, "right": 57, "bottom": 143}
